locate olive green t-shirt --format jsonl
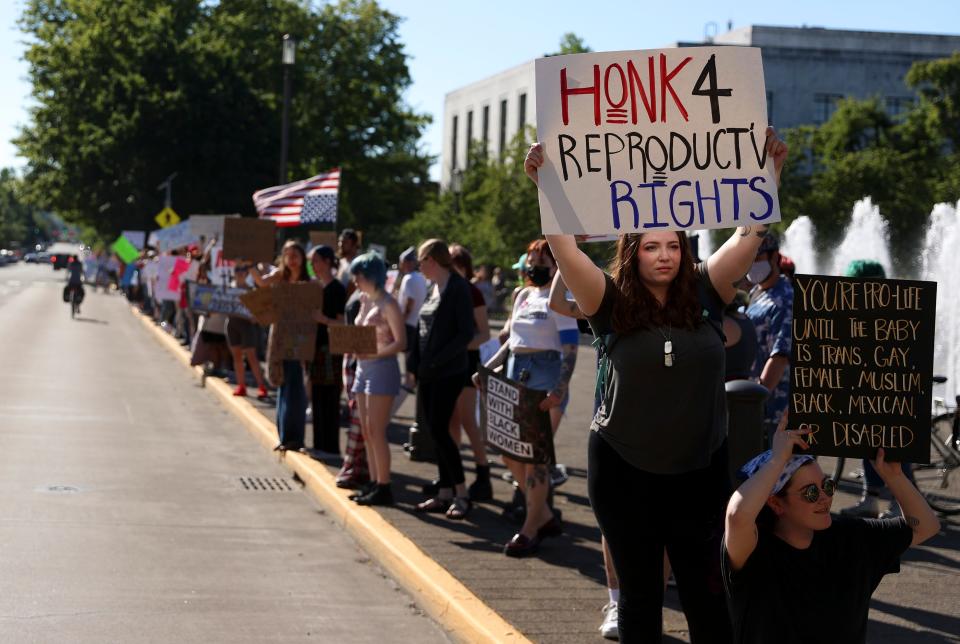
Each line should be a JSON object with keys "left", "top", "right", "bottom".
{"left": 588, "top": 264, "right": 727, "bottom": 474}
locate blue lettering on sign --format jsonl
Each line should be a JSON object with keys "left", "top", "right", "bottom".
{"left": 748, "top": 176, "right": 774, "bottom": 221}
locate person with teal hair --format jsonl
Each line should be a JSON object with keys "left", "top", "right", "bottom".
{"left": 840, "top": 259, "right": 915, "bottom": 519}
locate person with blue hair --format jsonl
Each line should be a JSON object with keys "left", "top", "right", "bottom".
{"left": 723, "top": 413, "right": 939, "bottom": 643}
{"left": 347, "top": 251, "right": 406, "bottom": 506}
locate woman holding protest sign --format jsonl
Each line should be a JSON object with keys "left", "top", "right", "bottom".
{"left": 227, "top": 263, "right": 268, "bottom": 400}
{"left": 523, "top": 127, "right": 788, "bottom": 642}
{"left": 410, "top": 239, "right": 475, "bottom": 520}
{"left": 307, "top": 245, "right": 347, "bottom": 456}
{"left": 480, "top": 239, "right": 579, "bottom": 557}
{"left": 346, "top": 252, "right": 405, "bottom": 506}
{"left": 724, "top": 414, "right": 939, "bottom": 644}
{"left": 251, "top": 240, "right": 311, "bottom": 451}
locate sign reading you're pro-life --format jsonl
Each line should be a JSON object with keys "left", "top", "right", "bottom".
{"left": 535, "top": 47, "right": 780, "bottom": 234}
{"left": 790, "top": 275, "right": 936, "bottom": 463}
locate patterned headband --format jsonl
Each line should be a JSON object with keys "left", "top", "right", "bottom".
{"left": 739, "top": 450, "right": 815, "bottom": 495}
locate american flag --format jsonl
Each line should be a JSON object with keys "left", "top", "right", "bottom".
{"left": 253, "top": 168, "right": 340, "bottom": 227}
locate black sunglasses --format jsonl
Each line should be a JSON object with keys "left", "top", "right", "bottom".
{"left": 791, "top": 477, "right": 836, "bottom": 503}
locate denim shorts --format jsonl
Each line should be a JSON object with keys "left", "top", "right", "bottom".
{"left": 507, "top": 350, "right": 569, "bottom": 412}
{"left": 352, "top": 356, "right": 401, "bottom": 396}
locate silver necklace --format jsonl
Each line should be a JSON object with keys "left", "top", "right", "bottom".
{"left": 656, "top": 324, "right": 674, "bottom": 367}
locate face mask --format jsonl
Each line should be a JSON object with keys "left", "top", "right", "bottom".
{"left": 747, "top": 260, "right": 772, "bottom": 285}
{"left": 527, "top": 265, "right": 551, "bottom": 287}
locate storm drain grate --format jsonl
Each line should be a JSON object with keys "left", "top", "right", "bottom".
{"left": 239, "top": 476, "right": 295, "bottom": 491}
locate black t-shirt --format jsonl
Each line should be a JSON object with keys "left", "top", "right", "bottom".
{"left": 722, "top": 516, "right": 913, "bottom": 644}
{"left": 316, "top": 279, "right": 347, "bottom": 347}
{"left": 587, "top": 264, "right": 727, "bottom": 474}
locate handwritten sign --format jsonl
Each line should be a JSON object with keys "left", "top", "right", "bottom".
{"left": 153, "top": 221, "right": 198, "bottom": 253}
{"left": 222, "top": 218, "right": 276, "bottom": 264}
{"left": 328, "top": 325, "right": 378, "bottom": 355}
{"left": 120, "top": 230, "right": 146, "bottom": 250}
{"left": 188, "top": 283, "right": 253, "bottom": 319}
{"left": 154, "top": 256, "right": 180, "bottom": 302}
{"left": 188, "top": 214, "right": 240, "bottom": 239}
{"left": 789, "top": 274, "right": 936, "bottom": 463}
{"left": 262, "top": 282, "right": 324, "bottom": 362}
{"left": 535, "top": 47, "right": 780, "bottom": 235}
{"left": 478, "top": 366, "right": 556, "bottom": 464}
{"left": 239, "top": 288, "right": 277, "bottom": 325}
{"left": 309, "top": 231, "right": 338, "bottom": 249}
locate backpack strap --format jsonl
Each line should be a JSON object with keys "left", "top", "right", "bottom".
{"left": 592, "top": 332, "right": 620, "bottom": 407}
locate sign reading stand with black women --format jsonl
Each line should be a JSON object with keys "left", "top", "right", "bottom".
{"left": 479, "top": 366, "right": 556, "bottom": 465}
{"left": 789, "top": 274, "right": 937, "bottom": 463}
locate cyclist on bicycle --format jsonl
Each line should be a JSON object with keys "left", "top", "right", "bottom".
{"left": 65, "top": 255, "right": 85, "bottom": 313}
{"left": 722, "top": 414, "right": 940, "bottom": 644}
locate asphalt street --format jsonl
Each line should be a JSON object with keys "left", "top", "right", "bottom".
{"left": 0, "top": 262, "right": 450, "bottom": 644}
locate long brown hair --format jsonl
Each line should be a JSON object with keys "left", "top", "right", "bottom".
{"left": 278, "top": 240, "right": 309, "bottom": 282}
{"left": 608, "top": 232, "right": 701, "bottom": 333}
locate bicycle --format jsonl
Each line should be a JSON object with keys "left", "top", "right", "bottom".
{"left": 827, "top": 376, "right": 960, "bottom": 516}
{"left": 70, "top": 286, "right": 81, "bottom": 318}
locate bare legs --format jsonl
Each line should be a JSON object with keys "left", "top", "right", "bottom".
{"left": 356, "top": 393, "right": 394, "bottom": 484}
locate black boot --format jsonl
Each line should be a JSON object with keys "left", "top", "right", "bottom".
{"left": 356, "top": 483, "right": 394, "bottom": 506}
{"left": 349, "top": 481, "right": 377, "bottom": 501}
{"left": 468, "top": 465, "right": 493, "bottom": 502}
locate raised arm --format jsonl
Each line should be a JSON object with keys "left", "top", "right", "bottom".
{"left": 725, "top": 416, "right": 811, "bottom": 571}
{"left": 706, "top": 127, "right": 788, "bottom": 304}
{"left": 872, "top": 449, "right": 940, "bottom": 546}
{"left": 549, "top": 271, "right": 584, "bottom": 319}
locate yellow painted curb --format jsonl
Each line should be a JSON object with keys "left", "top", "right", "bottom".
{"left": 132, "top": 308, "right": 530, "bottom": 644}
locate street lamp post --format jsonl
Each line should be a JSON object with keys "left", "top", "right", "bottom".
{"left": 279, "top": 34, "right": 297, "bottom": 184}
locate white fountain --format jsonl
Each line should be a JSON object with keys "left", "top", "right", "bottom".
{"left": 920, "top": 201, "right": 960, "bottom": 403}
{"left": 829, "top": 197, "right": 893, "bottom": 277}
{"left": 780, "top": 215, "right": 818, "bottom": 274}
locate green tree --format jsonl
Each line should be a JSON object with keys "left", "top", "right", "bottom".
{"left": 0, "top": 169, "right": 44, "bottom": 248}
{"left": 16, "top": 0, "right": 431, "bottom": 251}
{"left": 546, "top": 32, "right": 592, "bottom": 57}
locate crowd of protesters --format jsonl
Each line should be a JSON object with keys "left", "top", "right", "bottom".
{"left": 101, "top": 128, "right": 941, "bottom": 644}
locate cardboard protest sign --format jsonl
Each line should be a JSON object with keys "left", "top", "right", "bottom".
{"left": 535, "top": 47, "right": 780, "bottom": 235}
{"left": 328, "top": 325, "right": 378, "bottom": 355}
{"left": 154, "top": 256, "right": 180, "bottom": 301}
{"left": 120, "top": 230, "right": 146, "bottom": 250}
{"left": 188, "top": 214, "right": 240, "bottom": 239}
{"left": 789, "top": 274, "right": 936, "bottom": 463}
{"left": 238, "top": 288, "right": 278, "bottom": 326}
{"left": 265, "top": 282, "right": 324, "bottom": 362}
{"left": 153, "top": 221, "right": 199, "bottom": 253}
{"left": 222, "top": 218, "right": 276, "bottom": 264}
{"left": 309, "top": 230, "right": 338, "bottom": 249}
{"left": 188, "top": 283, "right": 253, "bottom": 319}
{"left": 478, "top": 366, "right": 556, "bottom": 464}
{"left": 111, "top": 236, "right": 139, "bottom": 264}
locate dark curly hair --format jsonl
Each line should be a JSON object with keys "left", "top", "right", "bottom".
{"left": 608, "top": 232, "right": 702, "bottom": 333}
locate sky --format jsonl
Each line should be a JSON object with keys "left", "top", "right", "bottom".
{"left": 0, "top": 0, "right": 958, "bottom": 180}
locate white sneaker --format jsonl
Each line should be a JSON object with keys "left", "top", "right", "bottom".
{"left": 599, "top": 601, "right": 619, "bottom": 640}
{"left": 840, "top": 494, "right": 880, "bottom": 518}
{"left": 305, "top": 405, "right": 313, "bottom": 422}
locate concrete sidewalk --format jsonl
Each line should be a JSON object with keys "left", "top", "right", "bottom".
{"left": 145, "top": 311, "right": 960, "bottom": 643}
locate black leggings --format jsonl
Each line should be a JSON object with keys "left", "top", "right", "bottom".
{"left": 588, "top": 432, "right": 732, "bottom": 644}
{"left": 311, "top": 382, "right": 343, "bottom": 454}
{"left": 419, "top": 375, "right": 467, "bottom": 489}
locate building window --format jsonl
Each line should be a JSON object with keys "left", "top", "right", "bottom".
{"left": 766, "top": 91, "right": 774, "bottom": 125}
{"left": 451, "top": 114, "right": 458, "bottom": 171}
{"left": 465, "top": 110, "right": 473, "bottom": 167}
{"left": 518, "top": 93, "right": 527, "bottom": 132}
{"left": 886, "top": 96, "right": 913, "bottom": 117}
{"left": 482, "top": 105, "right": 490, "bottom": 148}
{"left": 499, "top": 99, "right": 508, "bottom": 156}
{"left": 813, "top": 93, "right": 843, "bottom": 124}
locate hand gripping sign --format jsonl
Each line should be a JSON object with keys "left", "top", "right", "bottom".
{"left": 535, "top": 47, "right": 780, "bottom": 235}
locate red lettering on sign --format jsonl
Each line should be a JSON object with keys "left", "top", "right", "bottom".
{"left": 660, "top": 53, "right": 692, "bottom": 122}
{"left": 561, "top": 65, "right": 601, "bottom": 126}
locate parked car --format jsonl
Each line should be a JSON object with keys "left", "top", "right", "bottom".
{"left": 0, "top": 249, "right": 18, "bottom": 265}
{"left": 23, "top": 252, "right": 38, "bottom": 263}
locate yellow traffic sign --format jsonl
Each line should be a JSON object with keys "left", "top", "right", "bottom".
{"left": 154, "top": 207, "right": 181, "bottom": 228}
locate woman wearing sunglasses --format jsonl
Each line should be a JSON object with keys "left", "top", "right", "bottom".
{"left": 723, "top": 416, "right": 940, "bottom": 644}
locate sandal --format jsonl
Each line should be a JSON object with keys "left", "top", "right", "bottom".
{"left": 446, "top": 497, "right": 472, "bottom": 520}
{"left": 415, "top": 497, "right": 451, "bottom": 513}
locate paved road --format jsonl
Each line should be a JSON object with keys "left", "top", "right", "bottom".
{"left": 0, "top": 263, "right": 449, "bottom": 643}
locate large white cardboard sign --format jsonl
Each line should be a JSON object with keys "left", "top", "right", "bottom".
{"left": 535, "top": 47, "right": 780, "bottom": 235}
